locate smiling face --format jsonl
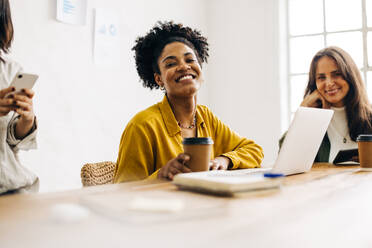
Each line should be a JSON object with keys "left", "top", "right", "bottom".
{"left": 315, "top": 56, "right": 350, "bottom": 107}
{"left": 154, "top": 42, "right": 203, "bottom": 98}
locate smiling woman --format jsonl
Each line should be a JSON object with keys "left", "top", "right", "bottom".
{"left": 281, "top": 46, "right": 372, "bottom": 163}
{"left": 114, "top": 21, "right": 264, "bottom": 182}
{"left": 155, "top": 42, "right": 202, "bottom": 99}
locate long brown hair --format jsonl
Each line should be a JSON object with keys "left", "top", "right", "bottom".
{"left": 304, "top": 46, "right": 372, "bottom": 140}
{"left": 0, "top": 0, "right": 13, "bottom": 62}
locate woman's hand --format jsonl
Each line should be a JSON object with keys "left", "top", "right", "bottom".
{"left": 0, "top": 86, "right": 17, "bottom": 117}
{"left": 209, "top": 156, "right": 232, "bottom": 170}
{"left": 301, "top": 90, "right": 330, "bottom": 109}
{"left": 13, "top": 89, "right": 35, "bottom": 121}
{"left": 12, "top": 89, "right": 35, "bottom": 139}
{"left": 158, "top": 153, "right": 192, "bottom": 180}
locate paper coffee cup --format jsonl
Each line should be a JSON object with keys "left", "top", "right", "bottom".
{"left": 357, "top": 134, "right": 372, "bottom": 168}
{"left": 182, "top": 137, "right": 213, "bottom": 172}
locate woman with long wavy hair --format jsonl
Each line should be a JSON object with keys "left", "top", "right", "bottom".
{"left": 285, "top": 46, "right": 372, "bottom": 162}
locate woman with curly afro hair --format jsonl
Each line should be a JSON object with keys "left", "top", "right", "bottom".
{"left": 114, "top": 21, "right": 263, "bottom": 182}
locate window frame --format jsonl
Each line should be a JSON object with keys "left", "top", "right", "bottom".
{"left": 285, "top": 0, "right": 370, "bottom": 126}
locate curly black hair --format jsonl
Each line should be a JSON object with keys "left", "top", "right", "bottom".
{"left": 132, "top": 21, "right": 209, "bottom": 90}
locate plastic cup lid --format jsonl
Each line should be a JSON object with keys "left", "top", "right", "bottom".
{"left": 357, "top": 134, "right": 372, "bottom": 142}
{"left": 182, "top": 137, "right": 214, "bottom": 145}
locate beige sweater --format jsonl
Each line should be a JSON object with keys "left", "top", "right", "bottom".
{"left": 0, "top": 57, "right": 38, "bottom": 194}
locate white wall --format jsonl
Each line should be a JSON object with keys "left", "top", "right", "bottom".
{"left": 205, "top": 0, "right": 281, "bottom": 166}
{"left": 9, "top": 0, "right": 208, "bottom": 192}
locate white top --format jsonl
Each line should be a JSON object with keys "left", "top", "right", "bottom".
{"left": 0, "top": 57, "right": 38, "bottom": 194}
{"left": 327, "top": 106, "right": 357, "bottom": 163}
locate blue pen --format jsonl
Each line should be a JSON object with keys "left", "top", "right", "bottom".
{"left": 263, "top": 173, "right": 284, "bottom": 178}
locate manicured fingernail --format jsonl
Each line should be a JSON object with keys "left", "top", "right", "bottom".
{"left": 21, "top": 89, "right": 26, "bottom": 93}
{"left": 13, "top": 100, "right": 17, "bottom": 104}
{"left": 8, "top": 94, "right": 13, "bottom": 98}
{"left": 11, "top": 87, "right": 15, "bottom": 91}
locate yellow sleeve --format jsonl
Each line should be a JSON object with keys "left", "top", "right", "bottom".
{"left": 114, "top": 122, "right": 157, "bottom": 183}
{"left": 209, "top": 110, "right": 264, "bottom": 169}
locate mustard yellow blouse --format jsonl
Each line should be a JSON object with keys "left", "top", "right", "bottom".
{"left": 114, "top": 96, "right": 264, "bottom": 183}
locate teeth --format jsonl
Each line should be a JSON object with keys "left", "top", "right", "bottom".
{"left": 178, "top": 75, "right": 193, "bottom": 81}
{"left": 327, "top": 89, "right": 339, "bottom": 94}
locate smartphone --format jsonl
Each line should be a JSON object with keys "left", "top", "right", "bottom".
{"left": 8, "top": 72, "right": 38, "bottom": 95}
{"left": 332, "top": 148, "right": 359, "bottom": 164}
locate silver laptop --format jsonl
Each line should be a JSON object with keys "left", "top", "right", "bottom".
{"left": 174, "top": 107, "right": 334, "bottom": 183}
{"left": 173, "top": 107, "right": 333, "bottom": 194}
{"left": 269, "top": 106, "right": 333, "bottom": 175}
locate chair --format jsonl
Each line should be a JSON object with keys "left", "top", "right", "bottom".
{"left": 81, "top": 161, "right": 116, "bottom": 186}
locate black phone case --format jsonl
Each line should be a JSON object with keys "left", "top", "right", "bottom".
{"left": 332, "top": 148, "right": 359, "bottom": 164}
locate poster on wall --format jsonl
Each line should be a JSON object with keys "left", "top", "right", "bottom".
{"left": 94, "top": 9, "right": 120, "bottom": 65}
{"left": 56, "top": 0, "right": 87, "bottom": 25}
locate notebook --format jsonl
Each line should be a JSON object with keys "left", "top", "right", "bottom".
{"left": 173, "top": 170, "right": 280, "bottom": 195}
{"left": 173, "top": 107, "right": 334, "bottom": 194}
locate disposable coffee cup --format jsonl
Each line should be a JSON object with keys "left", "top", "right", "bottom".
{"left": 357, "top": 134, "right": 372, "bottom": 168}
{"left": 182, "top": 137, "right": 214, "bottom": 172}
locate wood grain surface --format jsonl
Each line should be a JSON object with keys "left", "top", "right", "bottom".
{"left": 1, "top": 163, "right": 370, "bottom": 248}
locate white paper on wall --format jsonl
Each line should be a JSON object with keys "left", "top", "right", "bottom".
{"left": 56, "top": 0, "right": 87, "bottom": 25}
{"left": 94, "top": 9, "right": 120, "bottom": 65}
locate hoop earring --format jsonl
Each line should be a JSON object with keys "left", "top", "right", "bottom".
{"left": 160, "top": 86, "right": 165, "bottom": 91}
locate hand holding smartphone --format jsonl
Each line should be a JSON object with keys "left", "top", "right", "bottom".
{"left": 6, "top": 72, "right": 38, "bottom": 97}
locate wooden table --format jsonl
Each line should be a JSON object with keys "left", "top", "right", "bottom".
{"left": 1, "top": 163, "right": 372, "bottom": 248}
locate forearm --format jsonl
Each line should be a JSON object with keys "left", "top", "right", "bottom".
{"left": 222, "top": 140, "right": 264, "bottom": 169}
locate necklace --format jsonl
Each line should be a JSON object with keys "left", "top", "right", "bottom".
{"left": 329, "top": 108, "right": 349, "bottom": 144}
{"left": 333, "top": 127, "right": 348, "bottom": 143}
{"left": 171, "top": 96, "right": 197, "bottom": 129}
{"left": 332, "top": 127, "right": 348, "bottom": 143}
{"left": 334, "top": 125, "right": 348, "bottom": 143}
{"left": 178, "top": 116, "right": 196, "bottom": 129}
